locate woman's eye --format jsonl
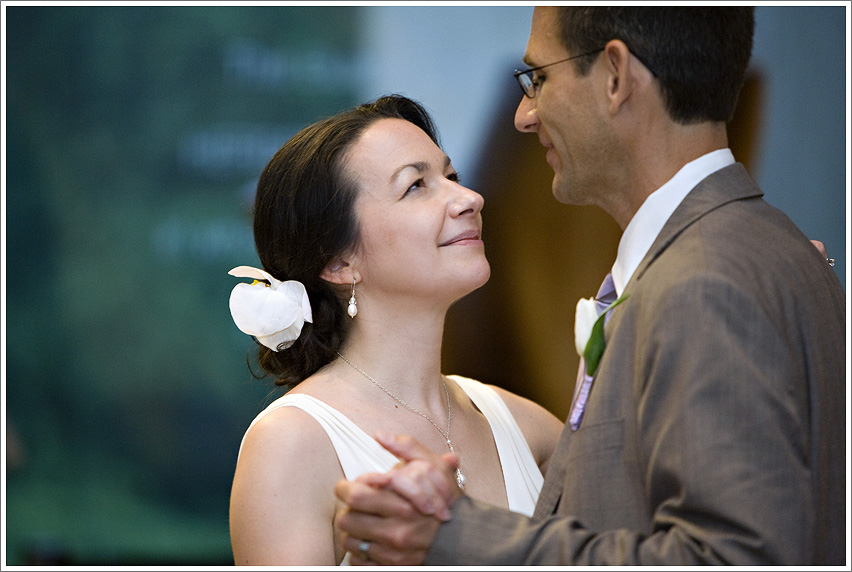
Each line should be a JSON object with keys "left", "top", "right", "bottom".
{"left": 404, "top": 178, "right": 425, "bottom": 197}
{"left": 403, "top": 171, "right": 460, "bottom": 198}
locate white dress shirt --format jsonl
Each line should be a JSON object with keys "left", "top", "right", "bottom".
{"left": 611, "top": 149, "right": 736, "bottom": 296}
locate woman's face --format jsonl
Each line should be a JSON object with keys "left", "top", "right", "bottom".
{"left": 344, "top": 118, "right": 490, "bottom": 308}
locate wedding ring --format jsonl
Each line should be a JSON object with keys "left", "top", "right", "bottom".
{"left": 357, "top": 540, "right": 371, "bottom": 561}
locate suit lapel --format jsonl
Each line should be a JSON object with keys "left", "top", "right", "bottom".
{"left": 632, "top": 163, "right": 763, "bottom": 285}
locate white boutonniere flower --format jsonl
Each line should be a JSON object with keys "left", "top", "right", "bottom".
{"left": 574, "top": 298, "right": 601, "bottom": 357}
{"left": 574, "top": 293, "right": 629, "bottom": 376}
{"left": 228, "top": 266, "right": 313, "bottom": 351}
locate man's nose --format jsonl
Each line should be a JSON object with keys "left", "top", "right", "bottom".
{"left": 514, "top": 95, "right": 539, "bottom": 133}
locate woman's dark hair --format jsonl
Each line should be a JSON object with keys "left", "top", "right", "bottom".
{"left": 250, "top": 94, "right": 441, "bottom": 387}
{"left": 557, "top": 7, "right": 755, "bottom": 124}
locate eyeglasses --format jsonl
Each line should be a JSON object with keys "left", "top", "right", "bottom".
{"left": 513, "top": 48, "right": 603, "bottom": 98}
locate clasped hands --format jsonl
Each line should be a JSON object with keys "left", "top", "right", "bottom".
{"left": 334, "top": 431, "right": 464, "bottom": 566}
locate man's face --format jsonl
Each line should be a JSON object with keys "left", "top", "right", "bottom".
{"left": 514, "top": 7, "right": 614, "bottom": 206}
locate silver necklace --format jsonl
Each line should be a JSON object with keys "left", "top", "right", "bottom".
{"left": 336, "top": 351, "right": 466, "bottom": 489}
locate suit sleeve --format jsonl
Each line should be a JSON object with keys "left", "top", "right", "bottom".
{"left": 427, "top": 273, "right": 813, "bottom": 565}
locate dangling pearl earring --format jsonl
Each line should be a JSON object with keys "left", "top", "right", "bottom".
{"left": 347, "top": 280, "right": 358, "bottom": 318}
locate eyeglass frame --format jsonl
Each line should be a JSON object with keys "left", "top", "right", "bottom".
{"left": 513, "top": 47, "right": 658, "bottom": 98}
{"left": 513, "top": 48, "right": 604, "bottom": 98}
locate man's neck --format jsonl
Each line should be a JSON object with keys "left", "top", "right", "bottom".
{"left": 611, "top": 121, "right": 729, "bottom": 230}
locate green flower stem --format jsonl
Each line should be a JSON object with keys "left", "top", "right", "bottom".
{"left": 583, "top": 294, "right": 629, "bottom": 376}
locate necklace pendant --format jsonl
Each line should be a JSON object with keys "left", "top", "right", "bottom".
{"left": 456, "top": 468, "right": 466, "bottom": 490}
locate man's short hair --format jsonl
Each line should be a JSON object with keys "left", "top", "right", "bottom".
{"left": 557, "top": 7, "right": 755, "bottom": 124}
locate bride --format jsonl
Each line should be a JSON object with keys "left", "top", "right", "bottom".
{"left": 227, "top": 95, "right": 563, "bottom": 565}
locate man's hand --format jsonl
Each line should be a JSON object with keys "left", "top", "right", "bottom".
{"left": 334, "top": 432, "right": 464, "bottom": 565}
{"left": 810, "top": 240, "right": 827, "bottom": 258}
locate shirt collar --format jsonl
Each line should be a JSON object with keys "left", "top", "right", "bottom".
{"left": 611, "top": 149, "right": 735, "bottom": 295}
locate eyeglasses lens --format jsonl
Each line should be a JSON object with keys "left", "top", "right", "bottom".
{"left": 517, "top": 72, "right": 533, "bottom": 97}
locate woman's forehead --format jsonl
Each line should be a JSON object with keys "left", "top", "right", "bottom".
{"left": 348, "top": 118, "right": 448, "bottom": 180}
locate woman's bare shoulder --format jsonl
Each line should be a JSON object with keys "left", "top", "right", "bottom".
{"left": 230, "top": 397, "right": 344, "bottom": 565}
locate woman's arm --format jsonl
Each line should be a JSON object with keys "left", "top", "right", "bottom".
{"left": 229, "top": 406, "right": 344, "bottom": 565}
{"left": 489, "top": 386, "right": 564, "bottom": 474}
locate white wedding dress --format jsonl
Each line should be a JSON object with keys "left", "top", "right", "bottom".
{"left": 237, "top": 375, "right": 544, "bottom": 564}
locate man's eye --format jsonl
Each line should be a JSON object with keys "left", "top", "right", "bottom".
{"left": 447, "top": 172, "right": 461, "bottom": 183}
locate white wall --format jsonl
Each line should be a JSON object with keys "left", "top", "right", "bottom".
{"left": 357, "top": 6, "right": 534, "bottom": 176}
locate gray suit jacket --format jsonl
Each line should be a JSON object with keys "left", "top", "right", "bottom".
{"left": 427, "top": 164, "right": 846, "bottom": 565}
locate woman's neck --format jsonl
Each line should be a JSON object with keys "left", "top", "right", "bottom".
{"left": 334, "top": 305, "right": 447, "bottom": 406}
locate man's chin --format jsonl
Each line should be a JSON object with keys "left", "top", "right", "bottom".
{"left": 551, "top": 176, "right": 577, "bottom": 205}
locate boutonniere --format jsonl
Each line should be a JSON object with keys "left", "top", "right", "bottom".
{"left": 574, "top": 293, "right": 629, "bottom": 376}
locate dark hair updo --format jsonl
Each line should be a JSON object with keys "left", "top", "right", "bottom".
{"left": 250, "top": 94, "right": 441, "bottom": 387}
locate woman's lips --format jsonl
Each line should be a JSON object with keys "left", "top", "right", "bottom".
{"left": 440, "top": 230, "right": 481, "bottom": 246}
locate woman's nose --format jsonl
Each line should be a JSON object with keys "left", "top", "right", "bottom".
{"left": 450, "top": 184, "right": 484, "bottom": 218}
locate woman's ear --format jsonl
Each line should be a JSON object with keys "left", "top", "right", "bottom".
{"left": 320, "top": 258, "right": 359, "bottom": 286}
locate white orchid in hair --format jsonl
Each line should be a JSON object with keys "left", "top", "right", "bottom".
{"left": 228, "top": 266, "right": 313, "bottom": 351}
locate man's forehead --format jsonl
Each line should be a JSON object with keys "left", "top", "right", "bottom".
{"left": 524, "top": 6, "right": 566, "bottom": 66}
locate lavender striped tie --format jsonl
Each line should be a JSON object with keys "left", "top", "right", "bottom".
{"left": 569, "top": 273, "right": 617, "bottom": 430}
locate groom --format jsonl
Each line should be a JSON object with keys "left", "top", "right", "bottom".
{"left": 334, "top": 7, "right": 846, "bottom": 565}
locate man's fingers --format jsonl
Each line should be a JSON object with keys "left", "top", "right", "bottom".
{"left": 375, "top": 431, "right": 455, "bottom": 466}
{"left": 383, "top": 460, "right": 454, "bottom": 520}
{"left": 338, "top": 511, "right": 384, "bottom": 546}
{"left": 339, "top": 511, "right": 435, "bottom": 566}
{"left": 335, "top": 456, "right": 449, "bottom": 566}
{"left": 338, "top": 519, "right": 384, "bottom": 566}
{"left": 335, "top": 478, "right": 421, "bottom": 519}
{"left": 345, "top": 552, "right": 374, "bottom": 566}
{"left": 353, "top": 471, "right": 392, "bottom": 488}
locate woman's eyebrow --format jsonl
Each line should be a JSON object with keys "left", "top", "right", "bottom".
{"left": 389, "top": 156, "right": 451, "bottom": 184}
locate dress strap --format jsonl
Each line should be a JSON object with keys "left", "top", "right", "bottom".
{"left": 449, "top": 375, "right": 543, "bottom": 517}
{"left": 238, "top": 393, "right": 399, "bottom": 481}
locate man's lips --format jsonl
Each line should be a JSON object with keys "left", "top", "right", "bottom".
{"left": 440, "top": 230, "right": 481, "bottom": 246}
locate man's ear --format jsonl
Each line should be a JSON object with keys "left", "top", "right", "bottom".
{"left": 320, "top": 257, "right": 359, "bottom": 286}
{"left": 602, "top": 39, "right": 637, "bottom": 115}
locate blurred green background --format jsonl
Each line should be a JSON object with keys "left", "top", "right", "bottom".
{"left": 4, "top": 6, "right": 363, "bottom": 565}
